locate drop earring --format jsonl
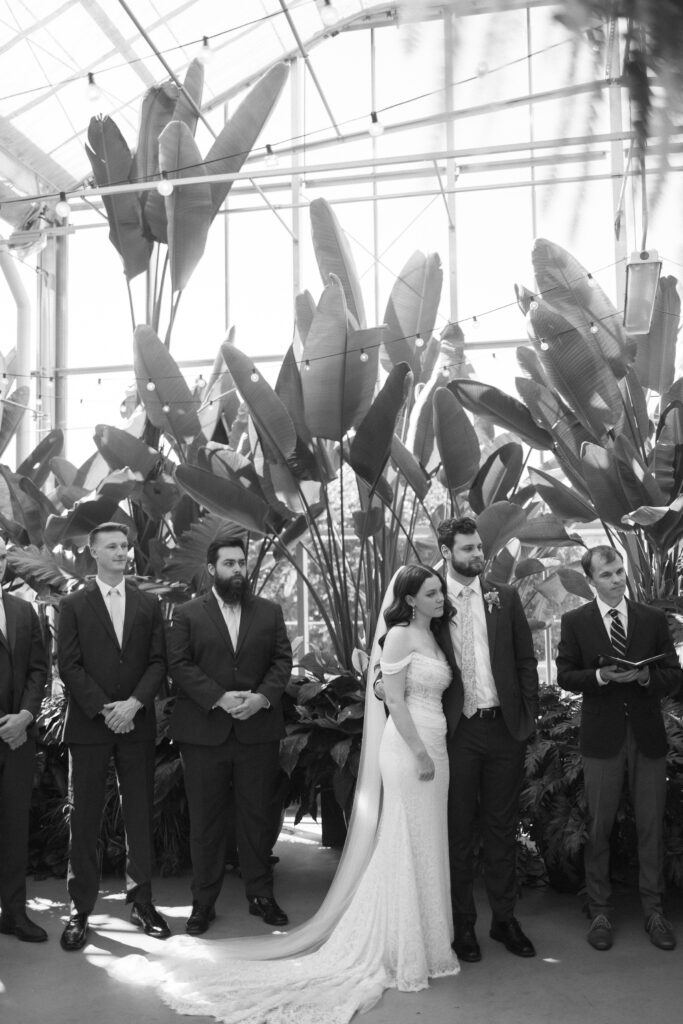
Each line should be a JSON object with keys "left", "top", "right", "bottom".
{"left": 411, "top": 604, "right": 416, "bottom": 620}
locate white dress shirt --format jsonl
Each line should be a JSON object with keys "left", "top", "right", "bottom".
{"left": 447, "top": 574, "right": 500, "bottom": 709}
{"left": 96, "top": 577, "right": 126, "bottom": 645}
{"left": 213, "top": 587, "right": 241, "bottom": 648}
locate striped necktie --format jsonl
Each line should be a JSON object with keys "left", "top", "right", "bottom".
{"left": 609, "top": 608, "right": 627, "bottom": 657}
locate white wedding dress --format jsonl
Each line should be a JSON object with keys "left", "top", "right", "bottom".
{"left": 124, "top": 651, "right": 458, "bottom": 1023}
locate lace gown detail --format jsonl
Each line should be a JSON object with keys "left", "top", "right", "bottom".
{"left": 151, "top": 652, "right": 459, "bottom": 1023}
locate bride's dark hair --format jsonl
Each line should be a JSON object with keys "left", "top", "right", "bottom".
{"left": 381, "top": 564, "right": 454, "bottom": 638}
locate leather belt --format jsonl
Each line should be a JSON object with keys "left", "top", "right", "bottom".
{"left": 474, "top": 707, "right": 501, "bottom": 720}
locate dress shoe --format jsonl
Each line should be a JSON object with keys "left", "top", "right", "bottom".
{"left": 130, "top": 902, "right": 171, "bottom": 939}
{"left": 0, "top": 912, "right": 48, "bottom": 943}
{"left": 60, "top": 912, "right": 89, "bottom": 952}
{"left": 451, "top": 922, "right": 481, "bottom": 962}
{"left": 489, "top": 917, "right": 536, "bottom": 957}
{"left": 248, "top": 896, "right": 288, "bottom": 927}
{"left": 587, "top": 913, "right": 613, "bottom": 951}
{"left": 186, "top": 902, "right": 216, "bottom": 936}
{"left": 645, "top": 912, "right": 676, "bottom": 951}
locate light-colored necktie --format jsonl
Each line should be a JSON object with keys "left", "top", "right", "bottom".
{"left": 224, "top": 603, "right": 239, "bottom": 649}
{"left": 0, "top": 599, "right": 6, "bottom": 641}
{"left": 609, "top": 608, "right": 627, "bottom": 657}
{"left": 460, "top": 587, "right": 477, "bottom": 718}
{"left": 107, "top": 588, "right": 124, "bottom": 646}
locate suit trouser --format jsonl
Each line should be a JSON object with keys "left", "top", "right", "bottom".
{"left": 448, "top": 716, "right": 526, "bottom": 925}
{"left": 180, "top": 735, "right": 280, "bottom": 907}
{"left": 583, "top": 723, "right": 666, "bottom": 919}
{"left": 67, "top": 740, "right": 155, "bottom": 913}
{"left": 0, "top": 738, "right": 35, "bottom": 915}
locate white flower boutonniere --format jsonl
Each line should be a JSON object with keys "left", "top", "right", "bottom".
{"left": 483, "top": 589, "right": 500, "bottom": 613}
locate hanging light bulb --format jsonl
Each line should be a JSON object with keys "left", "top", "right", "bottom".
{"left": 146, "top": 380, "right": 156, "bottom": 391}
{"left": 415, "top": 334, "right": 425, "bottom": 349}
{"left": 86, "top": 71, "right": 102, "bottom": 105}
{"left": 529, "top": 300, "right": 539, "bottom": 311}
{"left": 589, "top": 322, "right": 599, "bottom": 334}
{"left": 304, "top": 359, "right": 311, "bottom": 371}
{"left": 197, "top": 35, "right": 213, "bottom": 65}
{"left": 360, "top": 349, "right": 369, "bottom": 363}
{"left": 55, "top": 192, "right": 71, "bottom": 219}
{"left": 162, "top": 403, "right": 171, "bottom": 414}
{"left": 368, "top": 111, "right": 384, "bottom": 138}
{"left": 318, "top": 0, "right": 338, "bottom": 27}
{"left": 157, "top": 171, "right": 174, "bottom": 197}
{"left": 195, "top": 373, "right": 206, "bottom": 389}
{"left": 264, "top": 144, "right": 279, "bottom": 168}
{"left": 476, "top": 61, "right": 489, "bottom": 77}
{"left": 587, "top": 272, "right": 597, "bottom": 288}
{"left": 539, "top": 340, "right": 549, "bottom": 351}
{"left": 250, "top": 369, "right": 260, "bottom": 383}
{"left": 471, "top": 315, "right": 480, "bottom": 330}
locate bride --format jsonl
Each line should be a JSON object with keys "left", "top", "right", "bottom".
{"left": 115, "top": 564, "right": 459, "bottom": 1022}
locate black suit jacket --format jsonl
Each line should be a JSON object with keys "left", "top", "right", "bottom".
{"left": 57, "top": 579, "right": 167, "bottom": 744}
{"left": 0, "top": 593, "right": 49, "bottom": 737}
{"left": 556, "top": 598, "right": 682, "bottom": 758}
{"left": 167, "top": 592, "right": 292, "bottom": 746}
{"left": 437, "top": 579, "right": 539, "bottom": 742}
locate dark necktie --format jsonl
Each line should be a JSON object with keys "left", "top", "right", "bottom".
{"left": 609, "top": 608, "right": 627, "bottom": 657}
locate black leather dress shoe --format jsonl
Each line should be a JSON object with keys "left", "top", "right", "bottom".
{"left": 60, "top": 912, "right": 89, "bottom": 952}
{"left": 0, "top": 912, "right": 48, "bottom": 943}
{"left": 248, "top": 896, "right": 288, "bottom": 927}
{"left": 130, "top": 902, "right": 171, "bottom": 939}
{"left": 186, "top": 903, "right": 216, "bottom": 936}
{"left": 587, "top": 913, "right": 613, "bottom": 951}
{"left": 490, "top": 917, "right": 536, "bottom": 957}
{"left": 645, "top": 912, "right": 676, "bottom": 951}
{"left": 451, "top": 923, "right": 481, "bottom": 962}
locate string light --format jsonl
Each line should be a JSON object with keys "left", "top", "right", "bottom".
{"left": 86, "top": 72, "right": 101, "bottom": 104}
{"left": 264, "top": 144, "right": 278, "bottom": 167}
{"left": 471, "top": 316, "right": 480, "bottom": 330}
{"left": 368, "top": 111, "right": 384, "bottom": 138}
{"left": 146, "top": 380, "right": 156, "bottom": 391}
{"left": 539, "top": 340, "right": 549, "bottom": 351}
{"left": 157, "top": 171, "right": 174, "bottom": 197}
{"left": 360, "top": 349, "right": 369, "bottom": 362}
{"left": 529, "top": 300, "right": 539, "bottom": 311}
{"left": 250, "top": 369, "right": 260, "bottom": 382}
{"left": 55, "top": 193, "right": 71, "bottom": 219}
{"left": 476, "top": 61, "right": 489, "bottom": 77}
{"left": 304, "top": 360, "right": 311, "bottom": 371}
{"left": 197, "top": 35, "right": 213, "bottom": 65}
{"left": 589, "top": 322, "right": 598, "bottom": 334}
{"left": 415, "top": 334, "right": 425, "bottom": 348}
{"left": 195, "top": 373, "right": 206, "bottom": 389}
{"left": 587, "top": 273, "right": 597, "bottom": 287}
{"left": 318, "top": 0, "right": 338, "bottom": 27}
{"left": 162, "top": 403, "right": 171, "bottom": 413}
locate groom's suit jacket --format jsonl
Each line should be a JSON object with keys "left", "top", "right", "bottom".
{"left": 556, "top": 598, "right": 682, "bottom": 758}
{"left": 436, "top": 578, "right": 539, "bottom": 742}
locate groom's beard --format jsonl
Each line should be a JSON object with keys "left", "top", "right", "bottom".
{"left": 214, "top": 573, "right": 250, "bottom": 606}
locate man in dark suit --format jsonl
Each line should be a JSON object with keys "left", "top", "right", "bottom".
{"left": 557, "top": 545, "right": 682, "bottom": 952}
{"left": 0, "top": 537, "right": 49, "bottom": 943}
{"left": 57, "top": 522, "right": 169, "bottom": 951}
{"left": 436, "top": 516, "right": 539, "bottom": 963}
{"left": 168, "top": 534, "right": 292, "bottom": 935}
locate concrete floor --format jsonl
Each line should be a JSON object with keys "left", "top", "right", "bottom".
{"left": 2, "top": 821, "right": 683, "bottom": 1024}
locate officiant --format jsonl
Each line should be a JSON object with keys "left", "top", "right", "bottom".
{"left": 556, "top": 545, "right": 682, "bottom": 954}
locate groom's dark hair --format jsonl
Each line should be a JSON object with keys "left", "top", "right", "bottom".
{"left": 436, "top": 516, "right": 478, "bottom": 551}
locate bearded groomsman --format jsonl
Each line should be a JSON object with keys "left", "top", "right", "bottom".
{"left": 557, "top": 545, "right": 682, "bottom": 952}
{"left": 168, "top": 534, "right": 292, "bottom": 935}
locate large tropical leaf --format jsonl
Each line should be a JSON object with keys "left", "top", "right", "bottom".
{"left": 613, "top": 434, "right": 668, "bottom": 510}
{"left": 276, "top": 344, "right": 313, "bottom": 446}
{"left": 93, "top": 424, "right": 162, "bottom": 478}
{"left": 581, "top": 444, "right": 635, "bottom": 529}
{"left": 468, "top": 442, "right": 524, "bottom": 514}
{"left": 634, "top": 275, "right": 680, "bottom": 395}
{"left": 476, "top": 501, "right": 528, "bottom": 559}
{"left": 349, "top": 364, "right": 412, "bottom": 490}
{"left": 221, "top": 343, "right": 296, "bottom": 462}
{"left": 433, "top": 387, "right": 480, "bottom": 493}
{"left": 158, "top": 121, "right": 213, "bottom": 292}
{"left": 133, "top": 81, "right": 177, "bottom": 242}
{"left": 197, "top": 333, "right": 239, "bottom": 440}
{"left": 528, "top": 466, "right": 596, "bottom": 522}
{"left": 310, "top": 198, "right": 366, "bottom": 328}
{"left": 5, "top": 544, "right": 72, "bottom": 593}
{"left": 515, "top": 377, "right": 592, "bottom": 497}
{"left": 381, "top": 251, "right": 442, "bottom": 374}
{"left": 556, "top": 568, "right": 594, "bottom": 601}
{"left": 17, "top": 429, "right": 64, "bottom": 488}
{"left": 206, "top": 63, "right": 289, "bottom": 218}
{"left": 390, "top": 435, "right": 430, "bottom": 501}
{"left": 0, "top": 386, "right": 29, "bottom": 456}
{"left": 164, "top": 512, "right": 230, "bottom": 591}
{"left": 85, "top": 116, "right": 151, "bottom": 279}
{"left": 405, "top": 362, "right": 443, "bottom": 473}
{"left": 531, "top": 237, "right": 635, "bottom": 378}
{"left": 44, "top": 498, "right": 134, "bottom": 549}
{"left": 134, "top": 324, "right": 202, "bottom": 443}
{"left": 295, "top": 291, "right": 317, "bottom": 346}
{"left": 448, "top": 378, "right": 552, "bottom": 450}
{"left": 516, "top": 344, "right": 551, "bottom": 387}
{"left": 172, "top": 58, "right": 204, "bottom": 135}
{"left": 516, "top": 515, "right": 584, "bottom": 547}
{"left": 174, "top": 464, "right": 277, "bottom": 536}
{"left": 619, "top": 368, "right": 651, "bottom": 446}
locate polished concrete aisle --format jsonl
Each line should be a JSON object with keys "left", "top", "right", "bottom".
{"left": 2, "top": 820, "right": 682, "bottom": 1024}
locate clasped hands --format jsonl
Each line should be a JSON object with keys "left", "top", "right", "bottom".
{"left": 102, "top": 696, "right": 142, "bottom": 733}
{"left": 0, "top": 711, "right": 31, "bottom": 750}
{"left": 599, "top": 664, "right": 649, "bottom": 686}
{"left": 215, "top": 690, "right": 268, "bottom": 720}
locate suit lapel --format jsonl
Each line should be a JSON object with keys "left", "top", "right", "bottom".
{"left": 203, "top": 592, "right": 233, "bottom": 650}
{"left": 481, "top": 577, "right": 497, "bottom": 663}
{"left": 234, "top": 601, "right": 257, "bottom": 655}
{"left": 2, "top": 594, "right": 15, "bottom": 659}
{"left": 121, "top": 582, "right": 139, "bottom": 650}
{"left": 84, "top": 580, "right": 120, "bottom": 648}
{"left": 624, "top": 597, "right": 638, "bottom": 652}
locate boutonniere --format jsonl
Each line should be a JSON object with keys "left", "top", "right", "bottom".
{"left": 483, "top": 589, "right": 500, "bottom": 613}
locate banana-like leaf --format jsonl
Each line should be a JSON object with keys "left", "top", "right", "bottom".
{"left": 613, "top": 434, "right": 667, "bottom": 510}
{"left": 134, "top": 324, "right": 202, "bottom": 443}
{"left": 556, "top": 568, "right": 594, "bottom": 600}
{"left": 164, "top": 512, "right": 231, "bottom": 590}
{"left": 476, "top": 501, "right": 528, "bottom": 559}
{"left": 269, "top": 461, "right": 321, "bottom": 514}
{"left": 390, "top": 435, "right": 430, "bottom": 501}
{"left": 528, "top": 299, "right": 622, "bottom": 439}
{"left": 515, "top": 377, "right": 593, "bottom": 497}
{"left": 133, "top": 81, "right": 177, "bottom": 242}
{"left": 469, "top": 442, "right": 524, "bottom": 515}
{"left": 85, "top": 116, "right": 151, "bottom": 279}
{"left": 44, "top": 498, "right": 134, "bottom": 549}
{"left": 516, "top": 344, "right": 550, "bottom": 387}
{"left": 0, "top": 385, "right": 29, "bottom": 456}
{"left": 206, "top": 63, "right": 289, "bottom": 219}
{"left": 349, "top": 364, "right": 412, "bottom": 490}
{"left": 651, "top": 438, "right": 683, "bottom": 502}
{"left": 173, "top": 58, "right": 204, "bottom": 135}
{"left": 448, "top": 378, "right": 552, "bottom": 450}
{"left": 5, "top": 544, "right": 71, "bottom": 593}
{"left": 310, "top": 198, "right": 366, "bottom": 328}
{"left": 159, "top": 121, "right": 213, "bottom": 292}
{"left": 92, "top": 423, "right": 163, "bottom": 478}
{"left": 619, "top": 368, "right": 651, "bottom": 445}
{"left": 405, "top": 362, "right": 443, "bottom": 473}
{"left": 581, "top": 444, "right": 635, "bottom": 529}
{"left": 381, "top": 251, "right": 442, "bottom": 373}
{"left": 276, "top": 344, "right": 313, "bottom": 446}
{"left": 295, "top": 291, "right": 317, "bottom": 346}
{"left": 221, "top": 343, "right": 296, "bottom": 462}
{"left": 515, "top": 557, "right": 546, "bottom": 578}
{"left": 17, "top": 429, "right": 64, "bottom": 488}
{"left": 534, "top": 574, "right": 569, "bottom": 606}
{"left": 514, "top": 283, "right": 536, "bottom": 315}
{"left": 352, "top": 508, "right": 384, "bottom": 539}
{"left": 50, "top": 457, "right": 78, "bottom": 487}
{"left": 516, "top": 515, "right": 584, "bottom": 547}
{"left": 96, "top": 468, "right": 143, "bottom": 503}
{"left": 197, "top": 331, "right": 239, "bottom": 440}
{"left": 528, "top": 466, "right": 596, "bottom": 522}
{"left": 433, "top": 387, "right": 480, "bottom": 493}
{"left": 634, "top": 275, "right": 681, "bottom": 395}
{"left": 301, "top": 276, "right": 381, "bottom": 439}
{"left": 621, "top": 494, "right": 683, "bottom": 527}
{"left": 532, "top": 237, "right": 635, "bottom": 378}
{"left": 175, "top": 464, "right": 276, "bottom": 536}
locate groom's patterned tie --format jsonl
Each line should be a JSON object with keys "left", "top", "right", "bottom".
{"left": 460, "top": 587, "right": 477, "bottom": 718}
{"left": 609, "top": 608, "right": 627, "bottom": 658}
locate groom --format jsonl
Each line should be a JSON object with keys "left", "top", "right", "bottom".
{"left": 436, "top": 516, "right": 539, "bottom": 962}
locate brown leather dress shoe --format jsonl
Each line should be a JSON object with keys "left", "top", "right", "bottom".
{"left": 130, "top": 902, "right": 171, "bottom": 939}
{"left": 60, "top": 912, "right": 89, "bottom": 952}
{"left": 0, "top": 912, "right": 48, "bottom": 943}
{"left": 645, "top": 912, "right": 676, "bottom": 950}
{"left": 186, "top": 902, "right": 216, "bottom": 936}
{"left": 490, "top": 917, "right": 536, "bottom": 957}
{"left": 587, "top": 914, "right": 613, "bottom": 951}
{"left": 248, "top": 896, "right": 288, "bottom": 927}
{"left": 451, "top": 922, "right": 482, "bottom": 962}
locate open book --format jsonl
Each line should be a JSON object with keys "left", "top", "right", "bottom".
{"left": 598, "top": 653, "right": 669, "bottom": 671}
